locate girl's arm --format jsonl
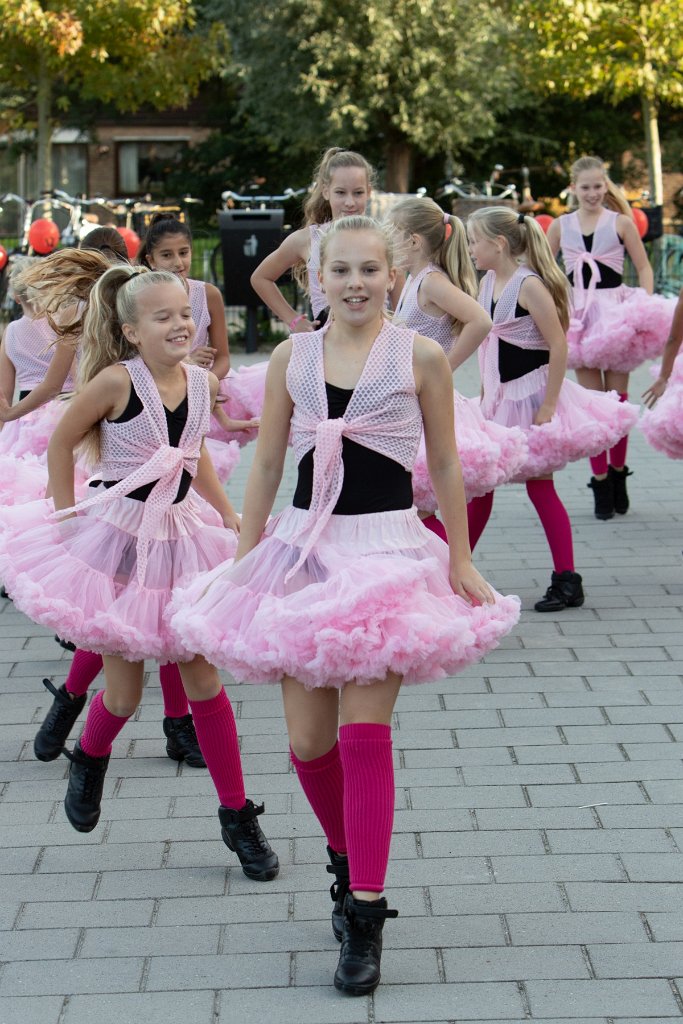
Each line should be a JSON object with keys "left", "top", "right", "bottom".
{"left": 643, "top": 287, "right": 683, "bottom": 407}
{"left": 546, "top": 218, "right": 562, "bottom": 258}
{"left": 234, "top": 340, "right": 293, "bottom": 559}
{"left": 0, "top": 339, "right": 76, "bottom": 422}
{"left": 185, "top": 283, "right": 230, "bottom": 378}
{"left": 192, "top": 442, "right": 241, "bottom": 532}
{"left": 0, "top": 332, "right": 16, "bottom": 411}
{"left": 619, "top": 215, "right": 654, "bottom": 294}
{"left": 520, "top": 276, "right": 567, "bottom": 425}
{"left": 415, "top": 335, "right": 494, "bottom": 605}
{"left": 421, "top": 273, "right": 493, "bottom": 371}
{"left": 47, "top": 366, "right": 127, "bottom": 511}
{"left": 212, "top": 402, "right": 259, "bottom": 433}
{"left": 250, "top": 229, "right": 316, "bottom": 331}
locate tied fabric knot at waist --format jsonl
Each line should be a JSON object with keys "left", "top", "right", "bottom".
{"left": 51, "top": 442, "right": 199, "bottom": 586}
{"left": 571, "top": 251, "right": 602, "bottom": 317}
{"left": 480, "top": 316, "right": 545, "bottom": 419}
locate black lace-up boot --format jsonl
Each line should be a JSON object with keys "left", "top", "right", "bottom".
{"left": 608, "top": 465, "right": 632, "bottom": 515}
{"left": 55, "top": 635, "right": 77, "bottom": 652}
{"left": 163, "top": 714, "right": 206, "bottom": 768}
{"left": 587, "top": 475, "right": 614, "bottom": 520}
{"left": 218, "top": 799, "right": 279, "bottom": 880}
{"left": 534, "top": 571, "right": 585, "bottom": 613}
{"left": 63, "top": 742, "right": 110, "bottom": 832}
{"left": 334, "top": 894, "right": 398, "bottom": 995}
{"left": 34, "top": 679, "right": 87, "bottom": 762}
{"left": 326, "top": 845, "right": 350, "bottom": 941}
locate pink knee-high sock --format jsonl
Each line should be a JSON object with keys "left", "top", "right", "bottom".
{"left": 188, "top": 689, "right": 245, "bottom": 810}
{"left": 589, "top": 451, "right": 608, "bottom": 476}
{"left": 159, "top": 663, "right": 189, "bottom": 719}
{"left": 65, "top": 650, "right": 103, "bottom": 698}
{"left": 290, "top": 743, "right": 346, "bottom": 854}
{"left": 80, "top": 691, "right": 130, "bottom": 758}
{"left": 609, "top": 394, "right": 629, "bottom": 468}
{"left": 526, "top": 479, "right": 575, "bottom": 574}
{"left": 338, "top": 723, "right": 394, "bottom": 894}
{"left": 467, "top": 491, "right": 494, "bottom": 551}
{"left": 421, "top": 515, "right": 447, "bottom": 542}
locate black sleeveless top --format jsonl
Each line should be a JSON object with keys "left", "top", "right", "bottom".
{"left": 293, "top": 382, "right": 413, "bottom": 515}
{"left": 100, "top": 381, "right": 193, "bottom": 503}
{"left": 491, "top": 297, "right": 550, "bottom": 384}
{"left": 567, "top": 233, "right": 623, "bottom": 289}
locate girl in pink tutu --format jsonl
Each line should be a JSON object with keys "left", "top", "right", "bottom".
{"left": 641, "top": 286, "right": 683, "bottom": 459}
{"left": 0, "top": 255, "right": 279, "bottom": 881}
{"left": 547, "top": 156, "right": 673, "bottom": 518}
{"left": 169, "top": 215, "right": 520, "bottom": 995}
{"left": 388, "top": 197, "right": 527, "bottom": 539}
{"left": 466, "top": 207, "right": 639, "bottom": 612}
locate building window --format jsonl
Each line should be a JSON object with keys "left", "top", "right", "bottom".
{"left": 117, "top": 140, "right": 189, "bottom": 195}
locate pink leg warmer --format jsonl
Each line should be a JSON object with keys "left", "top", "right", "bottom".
{"left": 608, "top": 394, "right": 630, "bottom": 468}
{"left": 80, "top": 691, "right": 130, "bottom": 758}
{"left": 188, "top": 689, "right": 245, "bottom": 810}
{"left": 290, "top": 743, "right": 346, "bottom": 854}
{"left": 338, "top": 723, "right": 394, "bottom": 894}
{"left": 159, "top": 663, "right": 189, "bottom": 719}
{"left": 589, "top": 451, "right": 609, "bottom": 476}
{"left": 526, "top": 479, "right": 575, "bottom": 574}
{"left": 65, "top": 650, "right": 103, "bottom": 698}
{"left": 466, "top": 491, "right": 494, "bottom": 551}
{"left": 421, "top": 515, "right": 447, "bottom": 542}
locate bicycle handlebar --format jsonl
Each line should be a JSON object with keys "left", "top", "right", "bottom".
{"left": 220, "top": 187, "right": 308, "bottom": 205}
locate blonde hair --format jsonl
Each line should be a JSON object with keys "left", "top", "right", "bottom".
{"left": 389, "top": 197, "right": 477, "bottom": 335}
{"left": 468, "top": 207, "right": 571, "bottom": 331}
{"left": 319, "top": 214, "right": 399, "bottom": 270}
{"left": 293, "top": 148, "right": 375, "bottom": 295}
{"left": 8, "top": 256, "right": 41, "bottom": 309}
{"left": 569, "top": 156, "right": 632, "bottom": 217}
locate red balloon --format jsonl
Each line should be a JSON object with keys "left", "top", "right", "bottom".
{"left": 631, "top": 207, "right": 648, "bottom": 238}
{"left": 0, "top": 246, "right": 7, "bottom": 271}
{"left": 28, "top": 218, "right": 60, "bottom": 255}
{"left": 533, "top": 214, "right": 554, "bottom": 234}
{"left": 117, "top": 227, "right": 140, "bottom": 259}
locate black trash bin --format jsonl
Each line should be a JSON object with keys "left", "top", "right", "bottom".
{"left": 642, "top": 205, "right": 663, "bottom": 243}
{"left": 218, "top": 209, "right": 284, "bottom": 351}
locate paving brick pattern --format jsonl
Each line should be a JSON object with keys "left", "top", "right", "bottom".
{"left": 0, "top": 356, "right": 681, "bottom": 1024}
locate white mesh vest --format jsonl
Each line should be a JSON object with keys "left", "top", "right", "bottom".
{"left": 188, "top": 278, "right": 212, "bottom": 349}
{"left": 4, "top": 316, "right": 75, "bottom": 392}
{"left": 306, "top": 223, "right": 330, "bottom": 318}
{"left": 394, "top": 264, "right": 455, "bottom": 355}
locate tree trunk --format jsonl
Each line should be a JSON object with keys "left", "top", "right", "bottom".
{"left": 36, "top": 67, "right": 53, "bottom": 194}
{"left": 384, "top": 139, "right": 412, "bottom": 193}
{"left": 641, "top": 92, "right": 663, "bottom": 206}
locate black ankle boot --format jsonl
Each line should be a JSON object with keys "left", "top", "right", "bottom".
{"left": 0, "top": 586, "right": 11, "bottom": 600}
{"left": 608, "top": 465, "right": 632, "bottom": 515}
{"left": 218, "top": 799, "right": 279, "bottom": 880}
{"left": 326, "top": 846, "right": 350, "bottom": 942}
{"left": 534, "top": 571, "right": 585, "bottom": 613}
{"left": 163, "top": 714, "right": 206, "bottom": 768}
{"left": 55, "top": 635, "right": 76, "bottom": 652}
{"left": 587, "top": 475, "right": 614, "bottom": 520}
{"left": 63, "top": 741, "right": 110, "bottom": 832}
{"left": 34, "top": 679, "right": 87, "bottom": 762}
{"left": 334, "top": 894, "right": 398, "bottom": 996}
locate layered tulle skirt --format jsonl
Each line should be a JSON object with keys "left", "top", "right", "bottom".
{"left": 0, "top": 490, "right": 238, "bottom": 662}
{"left": 167, "top": 504, "right": 521, "bottom": 689}
{"left": 567, "top": 287, "right": 675, "bottom": 372}
{"left": 209, "top": 364, "right": 269, "bottom": 445}
{"left": 0, "top": 399, "right": 66, "bottom": 460}
{"left": 412, "top": 390, "right": 528, "bottom": 510}
{"left": 640, "top": 354, "right": 683, "bottom": 459}
{"left": 482, "top": 366, "right": 640, "bottom": 481}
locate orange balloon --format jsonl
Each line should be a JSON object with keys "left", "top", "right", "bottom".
{"left": 117, "top": 227, "right": 141, "bottom": 259}
{"left": 0, "top": 246, "right": 7, "bottom": 271}
{"left": 631, "top": 207, "right": 648, "bottom": 239}
{"left": 533, "top": 214, "right": 554, "bottom": 234}
{"left": 28, "top": 218, "right": 60, "bottom": 255}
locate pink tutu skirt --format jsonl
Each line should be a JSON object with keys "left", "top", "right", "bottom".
{"left": 208, "top": 364, "right": 269, "bottom": 445}
{"left": 167, "top": 504, "right": 521, "bottom": 689}
{"left": 0, "top": 454, "right": 49, "bottom": 506}
{"left": 412, "top": 391, "right": 528, "bottom": 509}
{"left": 204, "top": 437, "right": 241, "bottom": 483}
{"left": 0, "top": 399, "right": 66, "bottom": 459}
{"left": 484, "top": 365, "right": 640, "bottom": 481}
{"left": 0, "top": 490, "right": 238, "bottom": 662}
{"left": 640, "top": 354, "right": 683, "bottom": 459}
{"left": 567, "top": 287, "right": 676, "bottom": 372}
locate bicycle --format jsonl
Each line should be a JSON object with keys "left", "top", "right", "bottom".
{"left": 435, "top": 166, "right": 519, "bottom": 221}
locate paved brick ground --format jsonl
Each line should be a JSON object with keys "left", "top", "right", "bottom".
{"left": 0, "top": 355, "right": 681, "bottom": 1024}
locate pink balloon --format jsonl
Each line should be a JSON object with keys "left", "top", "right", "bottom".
{"left": 631, "top": 207, "right": 648, "bottom": 239}
{"left": 533, "top": 214, "right": 554, "bottom": 234}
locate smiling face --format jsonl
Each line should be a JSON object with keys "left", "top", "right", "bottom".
{"left": 146, "top": 232, "right": 193, "bottom": 279}
{"left": 323, "top": 167, "right": 371, "bottom": 220}
{"left": 319, "top": 228, "right": 395, "bottom": 326}
{"left": 573, "top": 168, "right": 608, "bottom": 212}
{"left": 122, "top": 281, "right": 196, "bottom": 364}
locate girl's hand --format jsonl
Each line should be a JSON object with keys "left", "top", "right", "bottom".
{"left": 642, "top": 378, "right": 668, "bottom": 408}
{"left": 187, "top": 345, "right": 217, "bottom": 369}
{"left": 449, "top": 562, "right": 495, "bottom": 606}
{"left": 534, "top": 403, "right": 556, "bottom": 426}
{"left": 290, "top": 318, "right": 319, "bottom": 334}
{"left": 222, "top": 509, "right": 241, "bottom": 534}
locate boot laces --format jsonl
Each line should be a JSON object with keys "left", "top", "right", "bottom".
{"left": 235, "top": 815, "right": 271, "bottom": 856}
{"left": 173, "top": 717, "right": 199, "bottom": 745}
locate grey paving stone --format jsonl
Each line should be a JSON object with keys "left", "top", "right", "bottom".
{"left": 409, "top": 785, "right": 526, "bottom": 809}
{"left": 460, "top": 764, "right": 576, "bottom": 786}
{"left": 62, "top": 992, "right": 215, "bottom": 1024}
{"left": 545, "top": 829, "right": 675, "bottom": 854}
{"left": 0, "top": 996, "right": 65, "bottom": 1024}
{"left": 506, "top": 911, "right": 648, "bottom": 945}
{"left": 442, "top": 944, "right": 590, "bottom": 981}
{"left": 575, "top": 761, "right": 683, "bottom": 783}
{"left": 475, "top": 807, "right": 599, "bottom": 830}
{"left": 454, "top": 727, "right": 562, "bottom": 748}
{"left": 640, "top": 778, "right": 683, "bottom": 804}
{"left": 565, "top": 882, "right": 683, "bottom": 912}
{"left": 145, "top": 951, "right": 290, "bottom": 990}
{"left": 420, "top": 829, "right": 545, "bottom": 858}
{"left": 525, "top": 979, "right": 682, "bottom": 1018}
{"left": 17, "top": 898, "right": 154, "bottom": 930}
{"left": 588, "top": 941, "right": 683, "bottom": 977}
{"left": 296, "top": 946, "right": 441, "bottom": 987}
{"left": 598, "top": 805, "right": 683, "bottom": 828}
{"left": 644, "top": 912, "right": 683, "bottom": 941}
{"left": 561, "top": 725, "right": 674, "bottom": 744}
{"left": 513, "top": 743, "right": 626, "bottom": 764}
{"left": 38, "top": 841, "right": 166, "bottom": 873}
{"left": 526, "top": 781, "right": 647, "bottom": 807}
{"left": 0, "top": 956, "right": 145, "bottom": 996}
{"left": 491, "top": 853, "right": 624, "bottom": 883}
{"left": 371, "top": 982, "right": 525, "bottom": 1021}
{"left": 214, "top": 986, "right": 370, "bottom": 1023}
{"left": 621, "top": 853, "right": 683, "bottom": 882}
{"left": 80, "top": 923, "right": 220, "bottom": 958}
{"left": 0, "top": 928, "right": 80, "bottom": 960}
{"left": 429, "top": 881, "right": 565, "bottom": 915}
{"left": 154, "top": 892, "right": 290, "bottom": 927}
